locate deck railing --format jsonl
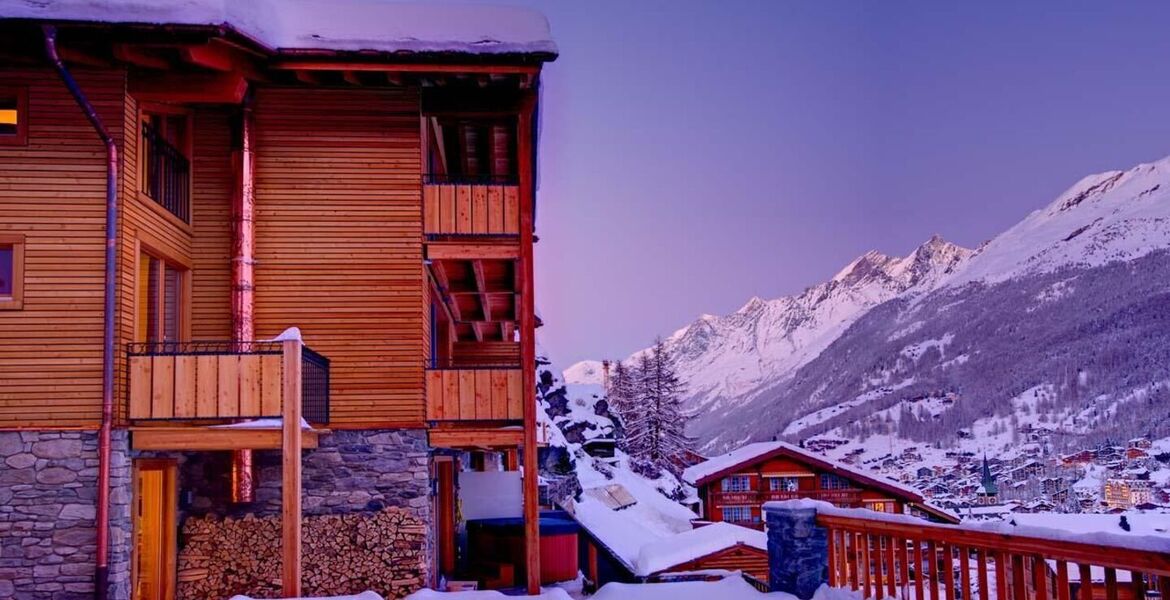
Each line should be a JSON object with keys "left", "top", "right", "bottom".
{"left": 422, "top": 174, "right": 520, "bottom": 237}
{"left": 126, "top": 341, "right": 329, "bottom": 423}
{"left": 424, "top": 365, "right": 524, "bottom": 421}
{"left": 816, "top": 507, "right": 1170, "bottom": 600}
{"left": 142, "top": 122, "right": 191, "bottom": 223}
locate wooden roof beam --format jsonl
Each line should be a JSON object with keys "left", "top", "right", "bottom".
{"left": 431, "top": 261, "right": 463, "bottom": 322}
{"left": 294, "top": 70, "right": 324, "bottom": 85}
{"left": 129, "top": 71, "right": 248, "bottom": 104}
{"left": 341, "top": 71, "right": 364, "bottom": 86}
{"left": 472, "top": 322, "right": 485, "bottom": 343}
{"left": 113, "top": 43, "right": 171, "bottom": 69}
{"left": 273, "top": 61, "right": 540, "bottom": 76}
{"left": 472, "top": 260, "right": 491, "bottom": 322}
{"left": 59, "top": 46, "right": 112, "bottom": 68}
{"left": 180, "top": 42, "right": 237, "bottom": 71}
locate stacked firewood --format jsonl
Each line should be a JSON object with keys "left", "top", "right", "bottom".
{"left": 176, "top": 507, "right": 428, "bottom": 599}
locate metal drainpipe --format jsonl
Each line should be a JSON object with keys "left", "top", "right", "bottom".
{"left": 42, "top": 25, "right": 118, "bottom": 600}
{"left": 231, "top": 89, "right": 257, "bottom": 503}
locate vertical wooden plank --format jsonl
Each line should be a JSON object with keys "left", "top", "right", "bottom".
{"left": 281, "top": 340, "right": 302, "bottom": 597}
{"left": 977, "top": 550, "right": 990, "bottom": 600}
{"left": 440, "top": 184, "right": 456, "bottom": 233}
{"left": 862, "top": 534, "right": 873, "bottom": 600}
{"left": 195, "top": 355, "right": 218, "bottom": 418}
{"left": 151, "top": 355, "right": 175, "bottom": 419}
{"left": 260, "top": 354, "right": 283, "bottom": 416}
{"left": 456, "top": 184, "right": 473, "bottom": 234}
{"left": 487, "top": 185, "right": 504, "bottom": 233}
{"left": 959, "top": 548, "right": 971, "bottom": 600}
{"left": 884, "top": 535, "right": 893, "bottom": 596}
{"left": 503, "top": 186, "right": 519, "bottom": 234}
{"left": 426, "top": 369, "right": 443, "bottom": 420}
{"left": 424, "top": 184, "right": 438, "bottom": 234}
{"left": 914, "top": 540, "right": 925, "bottom": 600}
{"left": 1131, "top": 572, "right": 1145, "bottom": 600}
{"left": 841, "top": 530, "right": 853, "bottom": 592}
{"left": 458, "top": 369, "right": 475, "bottom": 419}
{"left": 217, "top": 354, "right": 239, "bottom": 417}
{"left": 1156, "top": 577, "right": 1170, "bottom": 600}
{"left": 849, "top": 532, "right": 861, "bottom": 591}
{"left": 1104, "top": 568, "right": 1118, "bottom": 600}
{"left": 899, "top": 538, "right": 911, "bottom": 597}
{"left": 826, "top": 528, "right": 838, "bottom": 587}
{"left": 490, "top": 369, "right": 508, "bottom": 420}
{"left": 443, "top": 370, "right": 460, "bottom": 420}
{"left": 1055, "top": 562, "right": 1070, "bottom": 600}
{"left": 995, "top": 552, "right": 1009, "bottom": 600}
{"left": 1011, "top": 555, "right": 1026, "bottom": 600}
{"left": 873, "top": 535, "right": 886, "bottom": 599}
{"left": 472, "top": 184, "right": 488, "bottom": 234}
{"left": 474, "top": 369, "right": 491, "bottom": 420}
{"left": 943, "top": 543, "right": 955, "bottom": 600}
{"left": 129, "top": 356, "right": 153, "bottom": 419}
{"left": 517, "top": 94, "right": 541, "bottom": 596}
{"left": 238, "top": 354, "right": 262, "bottom": 417}
{"left": 506, "top": 369, "right": 523, "bottom": 419}
{"left": 173, "top": 356, "right": 197, "bottom": 418}
{"left": 927, "top": 541, "right": 939, "bottom": 600}
{"left": 1033, "top": 556, "right": 1048, "bottom": 600}
{"left": 1079, "top": 565, "right": 1093, "bottom": 600}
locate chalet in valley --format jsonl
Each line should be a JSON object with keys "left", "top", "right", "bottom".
{"left": 682, "top": 441, "right": 960, "bottom": 526}
{"left": 0, "top": 2, "right": 558, "bottom": 598}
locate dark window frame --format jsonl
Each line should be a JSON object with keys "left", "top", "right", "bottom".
{"left": 0, "top": 233, "right": 25, "bottom": 310}
{"left": 0, "top": 86, "right": 29, "bottom": 147}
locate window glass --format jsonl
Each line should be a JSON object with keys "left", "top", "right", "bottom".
{"left": 769, "top": 477, "right": 800, "bottom": 492}
{"left": 137, "top": 252, "right": 185, "bottom": 343}
{"left": 721, "top": 476, "right": 751, "bottom": 492}
{"left": 0, "top": 246, "right": 12, "bottom": 296}
{"left": 820, "top": 474, "right": 852, "bottom": 490}
{"left": 721, "top": 506, "right": 757, "bottom": 523}
{"left": 0, "top": 93, "right": 17, "bottom": 137}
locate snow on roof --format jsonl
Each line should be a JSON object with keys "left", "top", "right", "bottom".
{"left": 634, "top": 522, "right": 766, "bottom": 576}
{"left": 2, "top": 0, "right": 557, "bottom": 57}
{"left": 682, "top": 441, "right": 922, "bottom": 500}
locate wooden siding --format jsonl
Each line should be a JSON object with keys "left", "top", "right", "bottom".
{"left": 450, "top": 341, "right": 520, "bottom": 367}
{"left": 423, "top": 183, "right": 519, "bottom": 235}
{"left": 0, "top": 68, "right": 126, "bottom": 428}
{"left": 128, "top": 351, "right": 282, "bottom": 420}
{"left": 189, "top": 107, "right": 233, "bottom": 340}
{"left": 656, "top": 544, "right": 769, "bottom": 584}
{"left": 253, "top": 86, "right": 424, "bottom": 426}
{"left": 425, "top": 368, "right": 523, "bottom": 421}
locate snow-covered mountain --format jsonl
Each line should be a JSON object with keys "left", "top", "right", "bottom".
{"left": 574, "top": 154, "right": 1170, "bottom": 457}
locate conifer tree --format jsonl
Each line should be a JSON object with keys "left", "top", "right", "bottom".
{"left": 625, "top": 337, "right": 694, "bottom": 476}
{"left": 607, "top": 359, "right": 636, "bottom": 448}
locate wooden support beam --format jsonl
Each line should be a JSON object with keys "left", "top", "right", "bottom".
{"left": 341, "top": 71, "right": 364, "bottom": 86}
{"left": 427, "top": 242, "right": 520, "bottom": 261}
{"left": 517, "top": 91, "right": 541, "bottom": 596}
{"left": 274, "top": 61, "right": 541, "bottom": 75}
{"left": 129, "top": 72, "right": 248, "bottom": 104}
{"left": 113, "top": 43, "right": 171, "bottom": 69}
{"left": 295, "top": 70, "right": 324, "bottom": 85}
{"left": 131, "top": 427, "right": 322, "bottom": 451}
{"left": 472, "top": 260, "right": 492, "bottom": 322}
{"left": 59, "top": 46, "right": 112, "bottom": 68}
{"left": 429, "top": 428, "right": 524, "bottom": 449}
{"left": 472, "top": 322, "right": 485, "bottom": 343}
{"left": 281, "top": 340, "right": 303, "bottom": 598}
{"left": 180, "top": 42, "right": 237, "bottom": 71}
{"left": 430, "top": 261, "right": 463, "bottom": 322}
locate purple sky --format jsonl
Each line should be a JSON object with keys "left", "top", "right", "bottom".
{"left": 471, "top": 1, "right": 1170, "bottom": 365}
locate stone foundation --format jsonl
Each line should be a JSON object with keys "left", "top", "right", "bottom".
{"left": 0, "top": 430, "right": 132, "bottom": 600}
{"left": 176, "top": 506, "right": 427, "bottom": 599}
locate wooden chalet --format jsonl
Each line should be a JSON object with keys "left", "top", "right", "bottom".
{"left": 682, "top": 442, "right": 960, "bottom": 528}
{"left": 0, "top": 2, "right": 556, "bottom": 599}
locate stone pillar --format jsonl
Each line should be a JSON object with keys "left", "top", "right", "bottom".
{"left": 765, "top": 502, "right": 828, "bottom": 599}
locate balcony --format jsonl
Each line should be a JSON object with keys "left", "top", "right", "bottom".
{"left": 423, "top": 174, "right": 520, "bottom": 237}
{"left": 126, "top": 340, "right": 330, "bottom": 450}
{"left": 141, "top": 121, "right": 191, "bottom": 223}
{"left": 712, "top": 489, "right": 864, "bottom": 506}
{"left": 425, "top": 366, "right": 524, "bottom": 421}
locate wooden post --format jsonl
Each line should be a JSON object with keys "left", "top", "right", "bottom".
{"left": 281, "top": 339, "right": 303, "bottom": 597}
{"left": 517, "top": 90, "right": 541, "bottom": 595}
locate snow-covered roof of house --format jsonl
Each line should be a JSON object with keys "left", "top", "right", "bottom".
{"left": 1, "top": 0, "right": 557, "bottom": 58}
{"left": 634, "top": 522, "right": 766, "bottom": 576}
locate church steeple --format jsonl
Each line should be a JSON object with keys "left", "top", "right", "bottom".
{"left": 978, "top": 454, "right": 998, "bottom": 504}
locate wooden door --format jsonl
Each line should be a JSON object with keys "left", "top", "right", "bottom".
{"left": 132, "top": 460, "right": 177, "bottom": 600}
{"left": 437, "top": 459, "right": 457, "bottom": 575}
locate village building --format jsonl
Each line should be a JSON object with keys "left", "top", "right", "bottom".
{"left": 681, "top": 441, "right": 959, "bottom": 527}
{"left": 0, "top": 3, "right": 558, "bottom": 598}
{"left": 977, "top": 455, "right": 1000, "bottom": 505}
{"left": 1105, "top": 478, "right": 1155, "bottom": 510}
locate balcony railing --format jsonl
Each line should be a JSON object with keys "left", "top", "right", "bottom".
{"left": 423, "top": 174, "right": 520, "bottom": 237}
{"left": 126, "top": 341, "right": 329, "bottom": 423}
{"left": 712, "top": 489, "right": 863, "bottom": 506}
{"left": 425, "top": 365, "right": 524, "bottom": 421}
{"left": 142, "top": 122, "right": 191, "bottom": 223}
{"left": 814, "top": 506, "right": 1170, "bottom": 600}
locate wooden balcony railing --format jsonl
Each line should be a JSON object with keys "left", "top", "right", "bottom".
{"left": 818, "top": 507, "right": 1170, "bottom": 600}
{"left": 713, "top": 489, "right": 863, "bottom": 506}
{"left": 425, "top": 366, "right": 524, "bottom": 421}
{"left": 127, "top": 341, "right": 329, "bottom": 423}
{"left": 423, "top": 175, "right": 520, "bottom": 237}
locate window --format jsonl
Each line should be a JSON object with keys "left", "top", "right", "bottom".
{"left": 137, "top": 251, "right": 186, "bottom": 343}
{"left": 768, "top": 477, "right": 800, "bottom": 492}
{"left": 0, "top": 87, "right": 27, "bottom": 146}
{"left": 0, "top": 234, "right": 24, "bottom": 310}
{"left": 140, "top": 111, "right": 191, "bottom": 222}
{"left": 721, "top": 475, "right": 752, "bottom": 493}
{"left": 426, "top": 117, "right": 517, "bottom": 183}
{"left": 721, "top": 506, "right": 756, "bottom": 523}
{"left": 868, "top": 502, "right": 894, "bottom": 514}
{"left": 820, "top": 474, "right": 853, "bottom": 490}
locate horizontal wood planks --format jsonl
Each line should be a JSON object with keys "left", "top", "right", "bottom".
{"left": 254, "top": 86, "right": 424, "bottom": 426}
{"left": 425, "top": 368, "right": 522, "bottom": 421}
{"left": 423, "top": 183, "right": 519, "bottom": 235}
{"left": 128, "top": 352, "right": 282, "bottom": 420}
{"left": 189, "top": 108, "right": 234, "bottom": 340}
{"left": 450, "top": 341, "right": 520, "bottom": 367}
{"left": 0, "top": 68, "right": 127, "bottom": 428}
{"left": 656, "top": 544, "right": 769, "bottom": 585}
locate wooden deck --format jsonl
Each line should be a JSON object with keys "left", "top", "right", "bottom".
{"left": 423, "top": 182, "right": 520, "bottom": 236}
{"left": 425, "top": 367, "right": 523, "bottom": 421}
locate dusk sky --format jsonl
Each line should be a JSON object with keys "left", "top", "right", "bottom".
{"left": 468, "top": 1, "right": 1170, "bottom": 366}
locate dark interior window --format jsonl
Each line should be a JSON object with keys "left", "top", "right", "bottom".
{"left": 428, "top": 118, "right": 517, "bottom": 183}
{"left": 0, "top": 245, "right": 13, "bottom": 297}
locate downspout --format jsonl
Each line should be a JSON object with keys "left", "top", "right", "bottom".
{"left": 231, "top": 89, "right": 257, "bottom": 503}
{"left": 42, "top": 25, "right": 118, "bottom": 600}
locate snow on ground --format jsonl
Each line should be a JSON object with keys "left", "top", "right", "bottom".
{"left": 2, "top": 0, "right": 558, "bottom": 55}
{"left": 634, "top": 522, "right": 766, "bottom": 576}
{"left": 563, "top": 361, "right": 607, "bottom": 386}
{"left": 405, "top": 588, "right": 572, "bottom": 600}
{"left": 591, "top": 575, "right": 790, "bottom": 600}
{"left": 899, "top": 333, "right": 954, "bottom": 361}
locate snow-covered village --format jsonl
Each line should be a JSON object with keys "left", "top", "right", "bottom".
{"left": 2, "top": 2, "right": 1170, "bottom": 600}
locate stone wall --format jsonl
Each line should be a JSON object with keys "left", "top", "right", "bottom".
{"left": 764, "top": 502, "right": 828, "bottom": 600}
{"left": 0, "top": 430, "right": 132, "bottom": 600}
